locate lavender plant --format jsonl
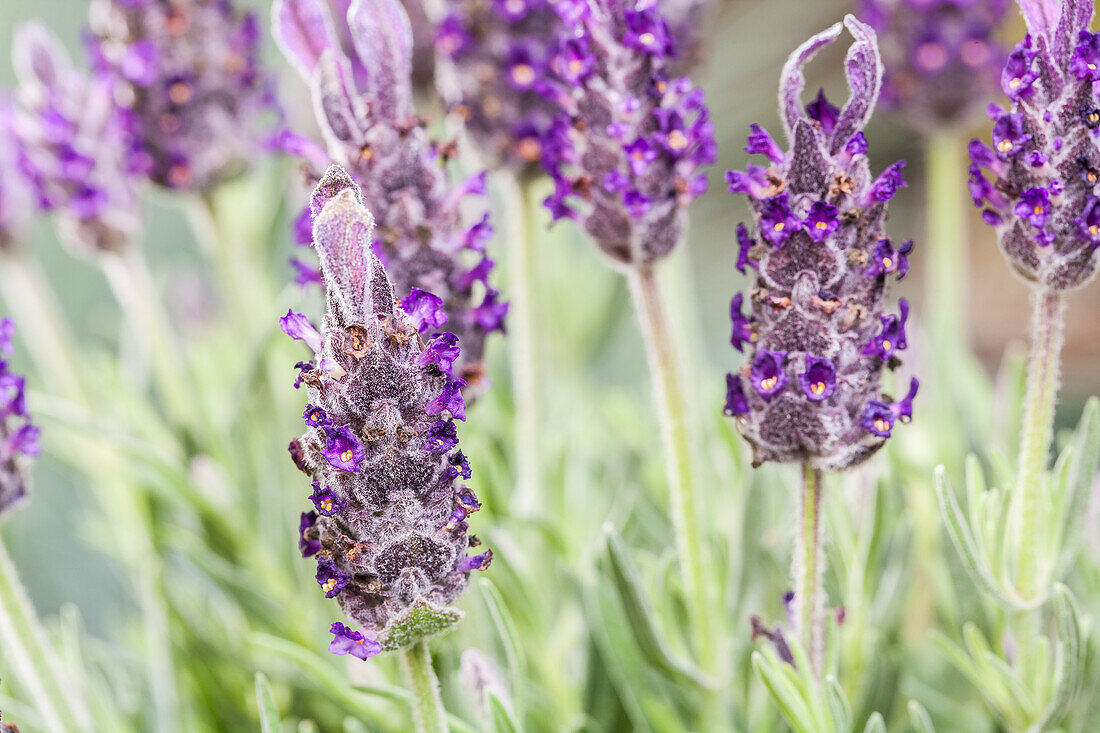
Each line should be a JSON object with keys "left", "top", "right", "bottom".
{"left": 86, "top": 0, "right": 280, "bottom": 192}
{"left": 933, "top": 0, "right": 1100, "bottom": 728}
{"left": 537, "top": 0, "right": 719, "bottom": 700}
{"left": 725, "top": 14, "right": 917, "bottom": 683}
{"left": 273, "top": 0, "right": 506, "bottom": 392}
{"left": 0, "top": 319, "right": 38, "bottom": 517}
{"left": 284, "top": 165, "right": 489, "bottom": 729}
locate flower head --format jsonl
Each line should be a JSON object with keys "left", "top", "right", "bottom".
{"left": 86, "top": 0, "right": 280, "bottom": 191}
{"left": 723, "top": 16, "right": 918, "bottom": 470}
{"left": 968, "top": 0, "right": 1100, "bottom": 290}
{"left": 11, "top": 22, "right": 144, "bottom": 254}
{"left": 274, "top": 0, "right": 506, "bottom": 392}
{"left": 286, "top": 167, "right": 489, "bottom": 655}
{"left": 858, "top": 0, "right": 1010, "bottom": 130}
{"left": 538, "top": 0, "right": 717, "bottom": 267}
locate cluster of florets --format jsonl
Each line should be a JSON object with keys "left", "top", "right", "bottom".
{"left": 274, "top": 0, "right": 507, "bottom": 390}
{"left": 434, "top": 0, "right": 561, "bottom": 174}
{"left": 0, "top": 318, "right": 41, "bottom": 516}
{"left": 0, "top": 100, "right": 33, "bottom": 251}
{"left": 858, "top": 0, "right": 1009, "bottom": 130}
{"left": 538, "top": 0, "right": 717, "bottom": 267}
{"left": 86, "top": 0, "right": 280, "bottom": 191}
{"left": 724, "top": 16, "right": 918, "bottom": 471}
{"left": 10, "top": 23, "right": 146, "bottom": 253}
{"left": 968, "top": 0, "right": 1100, "bottom": 291}
{"left": 283, "top": 167, "right": 490, "bottom": 657}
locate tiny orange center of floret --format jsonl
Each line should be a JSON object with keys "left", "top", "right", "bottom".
{"left": 639, "top": 32, "right": 655, "bottom": 46}
{"left": 773, "top": 222, "right": 784, "bottom": 232}
{"left": 997, "top": 140, "right": 1013, "bottom": 153}
{"left": 169, "top": 81, "right": 192, "bottom": 105}
{"left": 340, "top": 450, "right": 353, "bottom": 462}
{"left": 1009, "top": 77, "right": 1022, "bottom": 89}
{"left": 874, "top": 418, "right": 890, "bottom": 433}
{"left": 815, "top": 221, "right": 827, "bottom": 230}
{"left": 320, "top": 498, "right": 333, "bottom": 512}
{"left": 761, "top": 376, "right": 777, "bottom": 390}
{"left": 1034, "top": 205, "right": 1044, "bottom": 214}
{"left": 811, "top": 382, "right": 825, "bottom": 396}
{"left": 511, "top": 64, "right": 535, "bottom": 85}
{"left": 1090, "top": 224, "right": 1100, "bottom": 235}
{"left": 668, "top": 130, "right": 688, "bottom": 150}
{"left": 882, "top": 340, "right": 892, "bottom": 352}
{"left": 322, "top": 579, "right": 336, "bottom": 593}
{"left": 883, "top": 257, "right": 893, "bottom": 267}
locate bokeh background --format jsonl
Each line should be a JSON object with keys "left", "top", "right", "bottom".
{"left": 0, "top": 1, "right": 1097, "bottom": 728}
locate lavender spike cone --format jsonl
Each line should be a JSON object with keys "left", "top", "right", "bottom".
{"left": 968, "top": 0, "right": 1100, "bottom": 290}
{"left": 288, "top": 166, "right": 489, "bottom": 655}
{"left": 87, "top": 0, "right": 280, "bottom": 192}
{"left": 859, "top": 0, "right": 1010, "bottom": 131}
{"left": 273, "top": 0, "right": 506, "bottom": 392}
{"left": 724, "top": 15, "right": 918, "bottom": 471}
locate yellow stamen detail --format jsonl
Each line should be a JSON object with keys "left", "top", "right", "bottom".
{"left": 773, "top": 222, "right": 784, "bottom": 232}
{"left": 1009, "top": 77, "right": 1022, "bottom": 89}
{"left": 883, "top": 257, "right": 892, "bottom": 268}
{"left": 667, "top": 130, "right": 688, "bottom": 150}
{"left": 810, "top": 382, "right": 825, "bottom": 396}
{"left": 320, "top": 498, "right": 333, "bottom": 512}
{"left": 760, "top": 376, "right": 778, "bottom": 390}
{"left": 815, "top": 221, "right": 827, "bottom": 230}
{"left": 639, "top": 32, "right": 655, "bottom": 46}
{"left": 511, "top": 64, "right": 535, "bottom": 86}
{"left": 874, "top": 418, "right": 890, "bottom": 433}
{"left": 997, "top": 140, "right": 1013, "bottom": 153}
{"left": 1090, "top": 224, "right": 1100, "bottom": 236}
{"left": 1034, "top": 205, "right": 1044, "bottom": 214}
{"left": 882, "top": 340, "right": 892, "bottom": 352}
{"left": 322, "top": 579, "right": 336, "bottom": 593}
{"left": 340, "top": 450, "right": 353, "bottom": 462}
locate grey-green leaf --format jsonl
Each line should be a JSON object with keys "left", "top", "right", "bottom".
{"left": 255, "top": 672, "right": 280, "bottom": 733}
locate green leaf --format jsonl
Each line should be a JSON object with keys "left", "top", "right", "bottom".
{"left": 907, "top": 700, "right": 934, "bottom": 733}
{"left": 1058, "top": 398, "right": 1100, "bottom": 574}
{"left": 481, "top": 579, "right": 527, "bottom": 716}
{"left": 486, "top": 690, "right": 522, "bottom": 733}
{"left": 1036, "top": 584, "right": 1086, "bottom": 730}
{"left": 825, "top": 675, "right": 852, "bottom": 733}
{"left": 750, "top": 650, "right": 816, "bottom": 733}
{"left": 255, "top": 672, "right": 281, "bottom": 733}
{"left": 934, "top": 466, "right": 1038, "bottom": 611}
{"left": 599, "top": 526, "right": 714, "bottom": 690}
{"left": 862, "top": 711, "right": 886, "bottom": 733}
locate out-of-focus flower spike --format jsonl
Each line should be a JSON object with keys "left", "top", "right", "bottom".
{"left": 273, "top": 0, "right": 337, "bottom": 78}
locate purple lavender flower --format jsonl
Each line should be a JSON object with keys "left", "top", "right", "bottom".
{"left": 11, "top": 23, "right": 144, "bottom": 253}
{"left": 968, "top": 0, "right": 1100, "bottom": 289}
{"left": 723, "top": 16, "right": 919, "bottom": 470}
{"left": 858, "top": 0, "right": 1010, "bottom": 130}
{"left": 0, "top": 318, "right": 40, "bottom": 516}
{"left": 86, "top": 0, "right": 280, "bottom": 191}
{"left": 538, "top": 0, "right": 717, "bottom": 266}
{"left": 273, "top": 0, "right": 506, "bottom": 392}
{"left": 286, "top": 166, "right": 489, "bottom": 655}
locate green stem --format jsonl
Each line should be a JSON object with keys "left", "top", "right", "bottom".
{"left": 1015, "top": 288, "right": 1065, "bottom": 601}
{"left": 626, "top": 265, "right": 715, "bottom": 678}
{"left": 0, "top": 536, "right": 82, "bottom": 732}
{"left": 925, "top": 133, "right": 969, "bottom": 350}
{"left": 499, "top": 174, "right": 540, "bottom": 516}
{"left": 100, "top": 247, "right": 194, "bottom": 428}
{"left": 793, "top": 461, "right": 824, "bottom": 679}
{"left": 401, "top": 641, "right": 450, "bottom": 733}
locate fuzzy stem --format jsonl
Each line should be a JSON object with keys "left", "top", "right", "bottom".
{"left": 792, "top": 461, "right": 825, "bottom": 679}
{"left": 925, "top": 133, "right": 969, "bottom": 350}
{"left": 626, "top": 265, "right": 715, "bottom": 677}
{"left": 0, "top": 536, "right": 83, "bottom": 732}
{"left": 402, "top": 641, "right": 450, "bottom": 733}
{"left": 1015, "top": 287, "right": 1065, "bottom": 601}
{"left": 499, "top": 174, "right": 540, "bottom": 515}
{"left": 100, "top": 247, "right": 194, "bottom": 428}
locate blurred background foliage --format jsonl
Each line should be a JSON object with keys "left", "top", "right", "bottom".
{"left": 0, "top": 1, "right": 1098, "bottom": 732}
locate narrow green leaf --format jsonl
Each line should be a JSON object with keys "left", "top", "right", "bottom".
{"left": 1036, "top": 584, "right": 1085, "bottom": 729}
{"left": 862, "top": 711, "right": 886, "bottom": 733}
{"left": 481, "top": 579, "right": 527, "bottom": 716}
{"left": 486, "top": 690, "right": 522, "bottom": 733}
{"left": 255, "top": 672, "right": 280, "bottom": 733}
{"left": 342, "top": 719, "right": 368, "bottom": 733}
{"left": 750, "top": 650, "right": 816, "bottom": 733}
{"left": 907, "top": 700, "right": 934, "bottom": 733}
{"left": 1058, "top": 398, "right": 1100, "bottom": 573}
{"left": 825, "top": 675, "right": 852, "bottom": 733}
{"left": 600, "top": 527, "right": 714, "bottom": 690}
{"left": 934, "top": 467, "right": 1037, "bottom": 611}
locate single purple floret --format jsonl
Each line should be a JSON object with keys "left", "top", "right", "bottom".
{"left": 328, "top": 622, "right": 382, "bottom": 660}
{"left": 750, "top": 350, "right": 788, "bottom": 401}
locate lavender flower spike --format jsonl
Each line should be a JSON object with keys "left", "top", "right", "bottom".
{"left": 539, "top": 0, "right": 718, "bottom": 266}
{"left": 273, "top": 0, "right": 506, "bottom": 392}
{"left": 11, "top": 22, "right": 144, "bottom": 254}
{"left": 968, "top": 0, "right": 1100, "bottom": 290}
{"left": 286, "top": 166, "right": 489, "bottom": 655}
{"left": 87, "top": 0, "right": 281, "bottom": 191}
{"left": 858, "top": 0, "right": 1010, "bottom": 131}
{"left": 724, "top": 15, "right": 918, "bottom": 470}
{"left": 0, "top": 318, "right": 41, "bottom": 516}
{"left": 0, "top": 100, "right": 34, "bottom": 251}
